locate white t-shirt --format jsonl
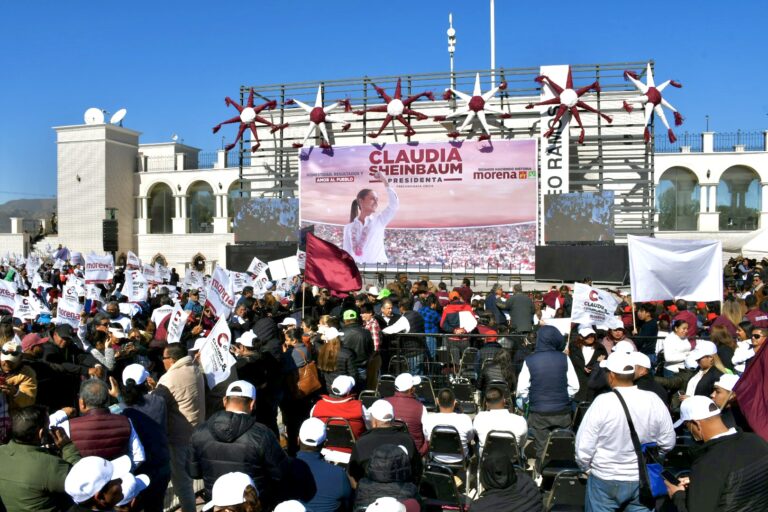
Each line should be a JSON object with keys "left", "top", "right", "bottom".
{"left": 151, "top": 305, "right": 174, "bottom": 326}
{"left": 342, "top": 187, "right": 399, "bottom": 264}
{"left": 423, "top": 412, "right": 475, "bottom": 464}
{"left": 473, "top": 409, "right": 528, "bottom": 453}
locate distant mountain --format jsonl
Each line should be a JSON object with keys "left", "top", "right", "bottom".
{"left": 0, "top": 198, "right": 56, "bottom": 233}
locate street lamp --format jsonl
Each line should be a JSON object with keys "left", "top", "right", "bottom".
{"left": 447, "top": 13, "right": 456, "bottom": 90}
{"left": 490, "top": 0, "right": 496, "bottom": 88}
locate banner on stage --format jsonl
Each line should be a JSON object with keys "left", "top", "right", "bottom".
{"left": 300, "top": 140, "right": 538, "bottom": 273}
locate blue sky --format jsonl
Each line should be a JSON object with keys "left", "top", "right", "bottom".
{"left": 1, "top": 0, "right": 766, "bottom": 202}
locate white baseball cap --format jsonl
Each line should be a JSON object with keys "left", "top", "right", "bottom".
{"left": 689, "top": 340, "right": 717, "bottom": 360}
{"left": 599, "top": 351, "right": 636, "bottom": 375}
{"left": 190, "top": 337, "right": 207, "bottom": 352}
{"left": 368, "top": 399, "right": 395, "bottom": 422}
{"left": 367, "top": 286, "right": 381, "bottom": 296}
{"left": 0, "top": 340, "right": 21, "bottom": 363}
{"left": 394, "top": 373, "right": 421, "bottom": 392}
{"left": 630, "top": 352, "right": 652, "bottom": 369}
{"left": 612, "top": 340, "right": 636, "bottom": 354}
{"left": 122, "top": 364, "right": 149, "bottom": 386}
{"left": 607, "top": 316, "right": 625, "bottom": 330}
{"left": 299, "top": 417, "right": 327, "bottom": 447}
{"left": 238, "top": 331, "right": 258, "bottom": 348}
{"left": 65, "top": 455, "right": 132, "bottom": 504}
{"left": 274, "top": 500, "right": 307, "bottom": 512}
{"left": 117, "top": 473, "right": 150, "bottom": 507}
{"left": 331, "top": 375, "right": 355, "bottom": 396}
{"left": 322, "top": 327, "right": 344, "bottom": 341}
{"left": 203, "top": 472, "right": 256, "bottom": 511}
{"left": 279, "top": 317, "right": 298, "bottom": 327}
{"left": 578, "top": 326, "right": 596, "bottom": 337}
{"left": 673, "top": 396, "right": 721, "bottom": 428}
{"left": 366, "top": 497, "right": 407, "bottom": 512}
{"left": 714, "top": 374, "right": 740, "bottom": 392}
{"left": 226, "top": 380, "right": 256, "bottom": 400}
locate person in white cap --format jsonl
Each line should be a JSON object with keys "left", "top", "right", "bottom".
{"left": 114, "top": 472, "right": 150, "bottom": 511}
{"left": 202, "top": 471, "right": 261, "bottom": 512}
{"left": 296, "top": 417, "right": 353, "bottom": 512}
{"left": 0, "top": 339, "right": 37, "bottom": 418}
{"left": 710, "top": 374, "right": 751, "bottom": 431}
{"left": 348, "top": 400, "right": 421, "bottom": 487}
{"left": 600, "top": 317, "right": 635, "bottom": 353}
{"left": 630, "top": 351, "right": 668, "bottom": 405}
{"left": 679, "top": 340, "right": 724, "bottom": 401}
{"left": 274, "top": 499, "right": 306, "bottom": 512}
{"left": 65, "top": 455, "right": 132, "bottom": 511}
{"left": 385, "top": 373, "right": 429, "bottom": 456}
{"left": 311, "top": 375, "right": 368, "bottom": 445}
{"left": 666, "top": 396, "right": 768, "bottom": 512}
{"left": 189, "top": 380, "right": 286, "bottom": 509}
{"left": 576, "top": 351, "right": 675, "bottom": 511}
{"left": 366, "top": 497, "right": 406, "bottom": 512}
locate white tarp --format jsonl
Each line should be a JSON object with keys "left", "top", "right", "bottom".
{"left": 571, "top": 283, "right": 620, "bottom": 329}
{"left": 628, "top": 235, "right": 723, "bottom": 302}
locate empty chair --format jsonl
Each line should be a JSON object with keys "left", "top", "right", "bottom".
{"left": 322, "top": 417, "right": 357, "bottom": 465}
{"left": 376, "top": 374, "right": 396, "bottom": 398}
{"left": 571, "top": 401, "right": 591, "bottom": 431}
{"left": 388, "top": 354, "right": 410, "bottom": 375}
{"left": 540, "top": 429, "right": 579, "bottom": 490}
{"left": 416, "top": 376, "right": 437, "bottom": 411}
{"left": 544, "top": 470, "right": 588, "bottom": 511}
{"left": 459, "top": 347, "right": 479, "bottom": 380}
{"left": 419, "top": 463, "right": 465, "bottom": 512}
{"left": 422, "top": 361, "right": 451, "bottom": 391}
{"left": 359, "top": 390, "right": 380, "bottom": 409}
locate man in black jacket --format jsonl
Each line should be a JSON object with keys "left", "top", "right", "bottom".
{"left": 188, "top": 380, "right": 286, "bottom": 508}
{"left": 342, "top": 310, "right": 374, "bottom": 389}
{"left": 666, "top": 396, "right": 768, "bottom": 512}
{"left": 631, "top": 351, "right": 668, "bottom": 404}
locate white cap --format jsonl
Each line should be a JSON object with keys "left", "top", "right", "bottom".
{"left": 238, "top": 331, "right": 258, "bottom": 348}
{"left": 607, "top": 316, "right": 625, "bottom": 330}
{"left": 394, "top": 373, "right": 421, "bottom": 392}
{"left": 599, "top": 351, "right": 636, "bottom": 375}
{"left": 366, "top": 497, "right": 407, "bottom": 512}
{"left": 0, "top": 340, "right": 21, "bottom": 363}
{"left": 274, "top": 500, "right": 306, "bottom": 512}
{"left": 612, "top": 340, "right": 636, "bottom": 354}
{"left": 203, "top": 472, "right": 255, "bottom": 511}
{"left": 367, "top": 286, "right": 381, "bottom": 296}
{"left": 322, "top": 327, "right": 343, "bottom": 341}
{"left": 299, "top": 417, "right": 327, "bottom": 447}
{"left": 109, "top": 327, "right": 126, "bottom": 339}
{"left": 714, "top": 374, "right": 740, "bottom": 392}
{"left": 689, "top": 340, "right": 717, "bottom": 361}
{"left": 279, "top": 317, "right": 298, "bottom": 327}
{"left": 122, "top": 364, "right": 149, "bottom": 386}
{"left": 630, "top": 352, "right": 652, "bottom": 369}
{"left": 117, "top": 473, "right": 150, "bottom": 507}
{"left": 226, "top": 380, "right": 256, "bottom": 400}
{"left": 65, "top": 455, "right": 132, "bottom": 504}
{"left": 673, "top": 396, "right": 721, "bottom": 428}
{"left": 578, "top": 326, "right": 596, "bottom": 337}
{"left": 190, "top": 337, "right": 208, "bottom": 352}
{"left": 368, "top": 399, "right": 395, "bottom": 422}
{"left": 331, "top": 375, "right": 355, "bottom": 396}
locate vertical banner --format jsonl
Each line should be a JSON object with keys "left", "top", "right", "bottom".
{"left": 124, "top": 270, "right": 148, "bottom": 302}
{"left": 155, "top": 263, "right": 172, "bottom": 283}
{"left": 0, "top": 281, "right": 17, "bottom": 315}
{"left": 84, "top": 253, "right": 115, "bottom": 284}
{"left": 538, "top": 64, "right": 571, "bottom": 244}
{"left": 199, "top": 315, "right": 237, "bottom": 389}
{"left": 166, "top": 303, "right": 190, "bottom": 344}
{"left": 205, "top": 265, "right": 235, "bottom": 319}
{"left": 571, "top": 282, "right": 620, "bottom": 329}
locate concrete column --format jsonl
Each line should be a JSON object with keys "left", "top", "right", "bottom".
{"left": 215, "top": 150, "right": 227, "bottom": 170}
{"left": 699, "top": 185, "right": 708, "bottom": 213}
{"left": 9, "top": 217, "right": 23, "bottom": 234}
{"left": 213, "top": 193, "right": 229, "bottom": 234}
{"left": 172, "top": 195, "right": 189, "bottom": 234}
{"left": 764, "top": 131, "right": 768, "bottom": 152}
{"left": 175, "top": 153, "right": 185, "bottom": 171}
{"left": 709, "top": 185, "right": 717, "bottom": 213}
{"left": 760, "top": 183, "right": 768, "bottom": 229}
{"left": 137, "top": 196, "right": 150, "bottom": 235}
{"left": 702, "top": 132, "right": 714, "bottom": 153}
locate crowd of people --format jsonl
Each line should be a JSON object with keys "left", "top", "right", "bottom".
{"left": 310, "top": 224, "right": 536, "bottom": 271}
{"left": 0, "top": 254, "right": 767, "bottom": 512}
{"left": 234, "top": 198, "right": 299, "bottom": 243}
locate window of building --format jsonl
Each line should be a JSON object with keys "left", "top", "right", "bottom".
{"left": 656, "top": 167, "right": 700, "bottom": 231}
{"left": 148, "top": 183, "right": 174, "bottom": 234}
{"left": 187, "top": 181, "right": 214, "bottom": 234}
{"left": 717, "top": 166, "right": 760, "bottom": 230}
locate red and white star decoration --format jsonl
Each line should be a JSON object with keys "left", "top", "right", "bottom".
{"left": 212, "top": 88, "right": 288, "bottom": 152}
{"left": 622, "top": 63, "right": 683, "bottom": 143}
{"left": 525, "top": 67, "right": 612, "bottom": 144}
{"left": 434, "top": 73, "right": 511, "bottom": 140}
{"left": 354, "top": 78, "right": 434, "bottom": 138}
{"left": 285, "top": 85, "right": 352, "bottom": 149}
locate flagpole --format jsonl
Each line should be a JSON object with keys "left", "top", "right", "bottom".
{"left": 631, "top": 302, "right": 637, "bottom": 335}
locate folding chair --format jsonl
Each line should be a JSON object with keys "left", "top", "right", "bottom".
{"left": 571, "top": 401, "right": 591, "bottom": 431}
{"left": 419, "top": 463, "right": 466, "bottom": 512}
{"left": 388, "top": 354, "right": 411, "bottom": 375}
{"left": 543, "top": 470, "right": 588, "bottom": 511}
{"left": 359, "top": 389, "right": 380, "bottom": 410}
{"left": 451, "top": 377, "right": 477, "bottom": 415}
{"left": 416, "top": 376, "right": 437, "bottom": 412}
{"left": 540, "top": 429, "right": 579, "bottom": 491}
{"left": 391, "top": 419, "right": 409, "bottom": 433}
{"left": 459, "top": 347, "right": 479, "bottom": 381}
{"left": 321, "top": 417, "right": 356, "bottom": 466}
{"left": 481, "top": 430, "right": 523, "bottom": 467}
{"left": 664, "top": 435, "right": 695, "bottom": 474}
{"left": 376, "top": 374, "right": 396, "bottom": 398}
{"left": 422, "top": 361, "right": 451, "bottom": 391}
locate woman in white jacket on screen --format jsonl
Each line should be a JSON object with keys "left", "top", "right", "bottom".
{"left": 663, "top": 319, "right": 692, "bottom": 376}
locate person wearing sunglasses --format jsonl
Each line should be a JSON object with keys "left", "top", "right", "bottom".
{"left": 0, "top": 339, "right": 38, "bottom": 442}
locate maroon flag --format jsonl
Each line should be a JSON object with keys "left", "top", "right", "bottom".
{"left": 734, "top": 346, "right": 768, "bottom": 441}
{"left": 304, "top": 232, "right": 362, "bottom": 293}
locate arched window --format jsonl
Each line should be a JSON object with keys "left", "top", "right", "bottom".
{"left": 187, "top": 181, "right": 215, "bottom": 234}
{"left": 717, "top": 166, "right": 760, "bottom": 230}
{"left": 656, "top": 167, "right": 700, "bottom": 231}
{"left": 149, "top": 183, "right": 175, "bottom": 234}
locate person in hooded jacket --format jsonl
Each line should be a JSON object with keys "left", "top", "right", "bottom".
{"left": 568, "top": 326, "right": 608, "bottom": 403}
{"left": 516, "top": 325, "right": 579, "bottom": 470}
{"left": 188, "top": 380, "right": 287, "bottom": 510}
{"left": 353, "top": 444, "right": 421, "bottom": 510}
{"left": 251, "top": 317, "right": 285, "bottom": 437}
{"left": 470, "top": 452, "right": 542, "bottom": 512}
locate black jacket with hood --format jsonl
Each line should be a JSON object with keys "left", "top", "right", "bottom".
{"left": 525, "top": 325, "right": 571, "bottom": 413}
{"left": 353, "top": 444, "right": 421, "bottom": 510}
{"left": 470, "top": 452, "right": 543, "bottom": 512}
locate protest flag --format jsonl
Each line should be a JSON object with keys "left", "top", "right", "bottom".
{"left": 734, "top": 346, "right": 768, "bottom": 441}
{"left": 304, "top": 232, "right": 361, "bottom": 293}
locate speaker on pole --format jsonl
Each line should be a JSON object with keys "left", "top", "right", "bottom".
{"left": 103, "top": 219, "right": 118, "bottom": 252}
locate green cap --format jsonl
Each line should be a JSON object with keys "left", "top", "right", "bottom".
{"left": 377, "top": 288, "right": 392, "bottom": 300}
{"left": 343, "top": 309, "right": 358, "bottom": 321}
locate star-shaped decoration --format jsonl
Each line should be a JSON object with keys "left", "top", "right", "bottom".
{"left": 623, "top": 63, "right": 683, "bottom": 143}
{"left": 434, "top": 73, "right": 511, "bottom": 140}
{"left": 354, "top": 78, "right": 434, "bottom": 138}
{"left": 212, "top": 88, "right": 288, "bottom": 152}
{"left": 285, "top": 85, "right": 352, "bottom": 149}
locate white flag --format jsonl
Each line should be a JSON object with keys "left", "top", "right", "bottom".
{"left": 62, "top": 281, "right": 80, "bottom": 303}
{"left": 542, "top": 317, "right": 573, "bottom": 336}
{"left": 29, "top": 293, "right": 51, "bottom": 316}
{"left": 85, "top": 253, "right": 115, "bottom": 284}
{"left": 628, "top": 235, "right": 723, "bottom": 302}
{"left": 296, "top": 249, "right": 306, "bottom": 270}
{"left": 70, "top": 251, "right": 84, "bottom": 266}
{"left": 56, "top": 297, "right": 83, "bottom": 328}
{"left": 571, "top": 283, "right": 620, "bottom": 329}
{"left": 205, "top": 265, "right": 235, "bottom": 319}
{"left": 14, "top": 295, "right": 36, "bottom": 321}
{"left": 124, "top": 270, "right": 148, "bottom": 302}
{"left": 142, "top": 263, "right": 159, "bottom": 284}
{"left": 26, "top": 254, "right": 42, "bottom": 276}
{"left": 0, "top": 281, "right": 17, "bottom": 315}
{"left": 86, "top": 284, "right": 104, "bottom": 303}
{"left": 31, "top": 273, "right": 51, "bottom": 291}
{"left": 268, "top": 256, "right": 300, "bottom": 281}
{"left": 247, "top": 256, "right": 268, "bottom": 277}
{"left": 184, "top": 269, "right": 205, "bottom": 291}
{"left": 229, "top": 271, "right": 253, "bottom": 294}
{"left": 155, "top": 263, "right": 171, "bottom": 283}
{"left": 166, "top": 303, "right": 190, "bottom": 344}
{"left": 199, "top": 315, "right": 236, "bottom": 389}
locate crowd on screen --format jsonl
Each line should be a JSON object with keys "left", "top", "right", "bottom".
{"left": 1, "top": 253, "right": 768, "bottom": 512}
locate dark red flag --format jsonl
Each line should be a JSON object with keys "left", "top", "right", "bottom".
{"left": 734, "top": 345, "right": 768, "bottom": 441}
{"left": 304, "top": 232, "right": 362, "bottom": 293}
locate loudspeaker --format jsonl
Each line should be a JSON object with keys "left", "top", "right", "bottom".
{"left": 103, "top": 220, "right": 118, "bottom": 252}
{"left": 535, "top": 245, "right": 629, "bottom": 284}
